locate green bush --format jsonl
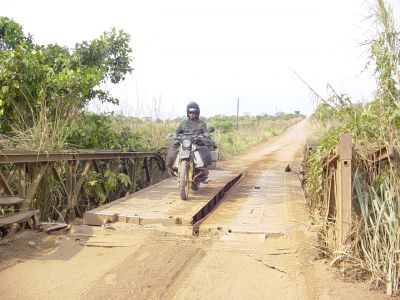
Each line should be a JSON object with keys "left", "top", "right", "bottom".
{"left": 67, "top": 113, "right": 142, "bottom": 151}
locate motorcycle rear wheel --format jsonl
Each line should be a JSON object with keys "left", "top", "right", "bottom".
{"left": 179, "top": 160, "right": 190, "bottom": 200}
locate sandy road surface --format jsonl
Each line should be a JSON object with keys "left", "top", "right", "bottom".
{"left": 0, "top": 119, "right": 388, "bottom": 299}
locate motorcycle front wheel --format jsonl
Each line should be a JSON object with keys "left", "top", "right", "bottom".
{"left": 178, "top": 160, "right": 190, "bottom": 200}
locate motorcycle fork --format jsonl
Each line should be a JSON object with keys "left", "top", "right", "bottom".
{"left": 188, "top": 159, "right": 194, "bottom": 183}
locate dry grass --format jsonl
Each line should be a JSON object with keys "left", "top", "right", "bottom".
{"left": 0, "top": 104, "right": 76, "bottom": 152}
{"left": 115, "top": 115, "right": 304, "bottom": 159}
{"left": 115, "top": 116, "right": 176, "bottom": 151}
{"left": 332, "top": 173, "right": 400, "bottom": 295}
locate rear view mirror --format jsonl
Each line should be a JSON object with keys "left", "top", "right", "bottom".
{"left": 208, "top": 127, "right": 215, "bottom": 133}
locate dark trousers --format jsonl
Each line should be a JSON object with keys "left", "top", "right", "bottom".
{"left": 166, "top": 145, "right": 180, "bottom": 168}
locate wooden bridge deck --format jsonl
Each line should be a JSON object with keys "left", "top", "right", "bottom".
{"left": 83, "top": 170, "right": 242, "bottom": 226}
{"left": 199, "top": 170, "right": 307, "bottom": 237}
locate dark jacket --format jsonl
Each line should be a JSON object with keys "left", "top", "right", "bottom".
{"left": 166, "top": 118, "right": 212, "bottom": 168}
{"left": 176, "top": 119, "right": 208, "bottom": 135}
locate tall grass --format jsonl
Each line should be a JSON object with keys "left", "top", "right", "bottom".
{"left": 115, "top": 114, "right": 304, "bottom": 158}
{"left": 304, "top": 91, "right": 400, "bottom": 296}
{"left": 332, "top": 167, "right": 400, "bottom": 295}
{"left": 0, "top": 102, "right": 76, "bottom": 152}
{"left": 303, "top": 1, "right": 400, "bottom": 294}
{"left": 115, "top": 116, "right": 176, "bottom": 151}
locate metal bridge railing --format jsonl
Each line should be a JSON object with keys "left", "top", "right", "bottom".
{"left": 322, "top": 134, "right": 398, "bottom": 251}
{"left": 0, "top": 150, "right": 166, "bottom": 238}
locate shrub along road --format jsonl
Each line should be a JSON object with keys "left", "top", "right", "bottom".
{"left": 0, "top": 119, "right": 388, "bottom": 299}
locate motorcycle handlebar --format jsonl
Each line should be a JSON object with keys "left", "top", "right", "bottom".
{"left": 165, "top": 133, "right": 210, "bottom": 141}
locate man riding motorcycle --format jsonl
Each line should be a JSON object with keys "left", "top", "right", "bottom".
{"left": 166, "top": 102, "right": 212, "bottom": 185}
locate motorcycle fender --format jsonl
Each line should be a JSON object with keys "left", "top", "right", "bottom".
{"left": 179, "top": 149, "right": 191, "bottom": 159}
{"left": 176, "top": 160, "right": 194, "bottom": 184}
{"left": 193, "top": 151, "right": 205, "bottom": 168}
{"left": 173, "top": 150, "right": 190, "bottom": 169}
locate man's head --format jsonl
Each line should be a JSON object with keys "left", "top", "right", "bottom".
{"left": 186, "top": 102, "right": 200, "bottom": 120}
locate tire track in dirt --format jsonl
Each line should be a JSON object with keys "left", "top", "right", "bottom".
{"left": 83, "top": 241, "right": 205, "bottom": 300}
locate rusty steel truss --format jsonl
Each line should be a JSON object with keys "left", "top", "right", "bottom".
{"left": 0, "top": 150, "right": 166, "bottom": 238}
{"left": 322, "top": 134, "right": 398, "bottom": 251}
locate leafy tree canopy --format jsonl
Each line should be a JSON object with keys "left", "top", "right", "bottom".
{"left": 0, "top": 17, "right": 133, "bottom": 132}
{"left": 0, "top": 17, "right": 32, "bottom": 51}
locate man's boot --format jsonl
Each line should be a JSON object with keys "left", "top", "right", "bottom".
{"left": 194, "top": 168, "right": 209, "bottom": 182}
{"left": 191, "top": 182, "right": 200, "bottom": 191}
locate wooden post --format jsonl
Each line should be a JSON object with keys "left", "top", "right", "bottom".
{"left": 337, "top": 134, "right": 352, "bottom": 248}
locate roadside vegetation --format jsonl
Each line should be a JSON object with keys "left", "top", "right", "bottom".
{"left": 0, "top": 17, "right": 303, "bottom": 219}
{"left": 207, "top": 113, "right": 303, "bottom": 159}
{"left": 304, "top": 0, "right": 400, "bottom": 295}
{"left": 116, "top": 113, "right": 304, "bottom": 159}
{"left": 0, "top": 16, "right": 303, "bottom": 155}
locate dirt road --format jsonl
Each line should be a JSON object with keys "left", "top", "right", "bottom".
{"left": 0, "top": 119, "right": 387, "bottom": 299}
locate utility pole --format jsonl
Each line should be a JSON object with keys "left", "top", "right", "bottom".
{"left": 236, "top": 98, "right": 240, "bottom": 130}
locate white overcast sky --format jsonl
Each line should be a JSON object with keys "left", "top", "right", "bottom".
{"left": 2, "top": 0, "right": 400, "bottom": 118}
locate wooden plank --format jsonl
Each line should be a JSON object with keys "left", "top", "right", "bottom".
{"left": 0, "top": 209, "right": 40, "bottom": 227}
{"left": 44, "top": 223, "right": 70, "bottom": 233}
{"left": 0, "top": 196, "right": 25, "bottom": 206}
{"left": 83, "top": 170, "right": 241, "bottom": 226}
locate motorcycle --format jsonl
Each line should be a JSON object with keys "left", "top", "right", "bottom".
{"left": 166, "top": 127, "right": 217, "bottom": 200}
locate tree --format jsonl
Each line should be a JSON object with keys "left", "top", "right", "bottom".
{"left": 0, "top": 17, "right": 133, "bottom": 132}
{"left": 0, "top": 17, "right": 32, "bottom": 51}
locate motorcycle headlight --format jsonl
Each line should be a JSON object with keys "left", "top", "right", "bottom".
{"left": 182, "top": 139, "right": 191, "bottom": 148}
